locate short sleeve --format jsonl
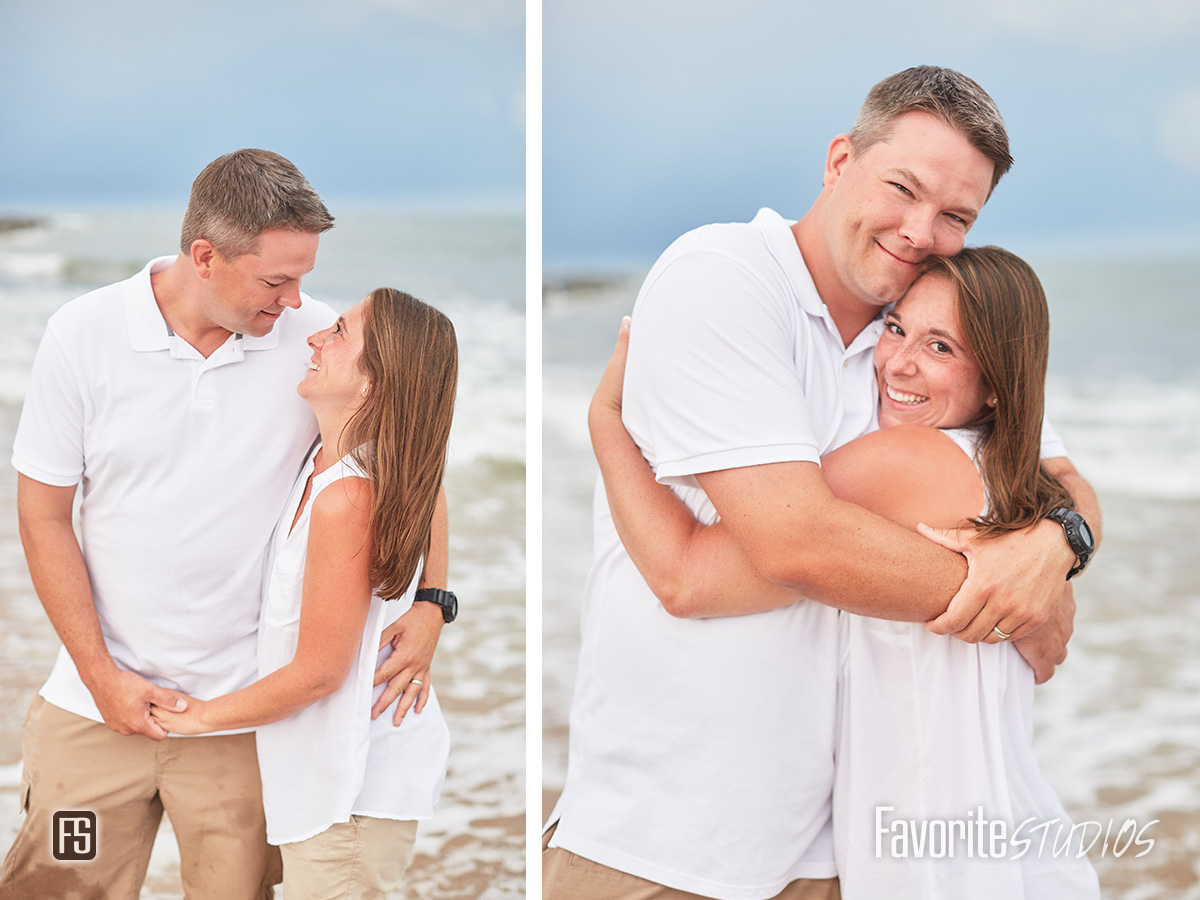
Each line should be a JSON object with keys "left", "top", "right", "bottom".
{"left": 12, "top": 322, "right": 86, "bottom": 486}
{"left": 622, "top": 248, "right": 820, "bottom": 488}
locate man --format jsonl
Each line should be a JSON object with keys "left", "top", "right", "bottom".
{"left": 2, "top": 149, "right": 448, "bottom": 898}
{"left": 544, "top": 67, "right": 1100, "bottom": 900}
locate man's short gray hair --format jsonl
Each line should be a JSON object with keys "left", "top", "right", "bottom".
{"left": 179, "top": 149, "right": 334, "bottom": 260}
{"left": 848, "top": 66, "right": 1013, "bottom": 196}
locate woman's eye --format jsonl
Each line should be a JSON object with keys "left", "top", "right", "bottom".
{"left": 891, "top": 182, "right": 913, "bottom": 197}
{"left": 885, "top": 321, "right": 903, "bottom": 336}
{"left": 933, "top": 341, "right": 951, "bottom": 354}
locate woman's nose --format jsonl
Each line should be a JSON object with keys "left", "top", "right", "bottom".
{"left": 885, "top": 344, "right": 917, "bottom": 375}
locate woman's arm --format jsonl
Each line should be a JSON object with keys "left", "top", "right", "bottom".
{"left": 151, "top": 478, "right": 374, "bottom": 734}
{"left": 591, "top": 320, "right": 982, "bottom": 620}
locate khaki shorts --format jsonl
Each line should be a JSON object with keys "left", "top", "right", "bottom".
{"left": 543, "top": 824, "right": 841, "bottom": 900}
{"left": 0, "top": 694, "right": 280, "bottom": 900}
{"left": 280, "top": 815, "right": 418, "bottom": 900}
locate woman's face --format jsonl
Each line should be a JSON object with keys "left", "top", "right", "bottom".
{"left": 873, "top": 274, "right": 993, "bottom": 429}
{"left": 298, "top": 299, "right": 369, "bottom": 406}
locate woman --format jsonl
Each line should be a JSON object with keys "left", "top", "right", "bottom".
{"left": 587, "top": 247, "right": 1100, "bottom": 898}
{"left": 153, "top": 287, "right": 458, "bottom": 900}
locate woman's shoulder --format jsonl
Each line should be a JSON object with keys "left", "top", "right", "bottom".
{"left": 310, "top": 469, "right": 372, "bottom": 530}
{"left": 821, "top": 425, "right": 985, "bottom": 530}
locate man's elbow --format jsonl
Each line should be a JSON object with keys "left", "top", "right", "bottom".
{"left": 657, "top": 580, "right": 705, "bottom": 619}
{"left": 17, "top": 510, "right": 71, "bottom": 554}
{"left": 752, "top": 547, "right": 826, "bottom": 597}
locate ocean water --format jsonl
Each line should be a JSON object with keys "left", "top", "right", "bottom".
{"left": 542, "top": 252, "right": 1200, "bottom": 898}
{"left": 0, "top": 207, "right": 526, "bottom": 899}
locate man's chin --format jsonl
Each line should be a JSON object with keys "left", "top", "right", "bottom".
{"left": 241, "top": 315, "right": 280, "bottom": 337}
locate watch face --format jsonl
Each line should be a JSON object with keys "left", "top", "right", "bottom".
{"left": 1078, "top": 520, "right": 1094, "bottom": 550}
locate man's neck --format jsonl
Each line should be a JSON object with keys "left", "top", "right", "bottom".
{"left": 150, "top": 255, "right": 234, "bottom": 359}
{"left": 790, "top": 216, "right": 881, "bottom": 348}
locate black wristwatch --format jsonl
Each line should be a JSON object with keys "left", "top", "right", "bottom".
{"left": 414, "top": 588, "right": 458, "bottom": 623}
{"left": 1046, "top": 508, "right": 1095, "bottom": 580}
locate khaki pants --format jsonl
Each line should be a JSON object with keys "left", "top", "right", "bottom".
{"left": 543, "top": 824, "right": 841, "bottom": 900}
{"left": 280, "top": 816, "right": 418, "bottom": 900}
{"left": 0, "top": 695, "right": 280, "bottom": 900}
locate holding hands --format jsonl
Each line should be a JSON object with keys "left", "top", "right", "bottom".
{"left": 92, "top": 668, "right": 188, "bottom": 741}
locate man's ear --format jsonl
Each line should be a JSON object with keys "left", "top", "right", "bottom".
{"left": 190, "top": 239, "right": 216, "bottom": 279}
{"left": 823, "top": 133, "right": 855, "bottom": 189}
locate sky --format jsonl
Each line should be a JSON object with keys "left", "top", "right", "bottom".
{"left": 0, "top": 0, "right": 524, "bottom": 212}
{"left": 543, "top": 0, "right": 1200, "bottom": 267}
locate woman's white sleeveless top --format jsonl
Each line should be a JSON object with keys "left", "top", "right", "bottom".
{"left": 256, "top": 446, "right": 450, "bottom": 845}
{"left": 833, "top": 427, "right": 1100, "bottom": 898}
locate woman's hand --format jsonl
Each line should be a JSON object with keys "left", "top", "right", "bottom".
{"left": 149, "top": 694, "right": 210, "bottom": 735}
{"left": 372, "top": 601, "right": 444, "bottom": 725}
{"left": 587, "top": 315, "right": 631, "bottom": 439}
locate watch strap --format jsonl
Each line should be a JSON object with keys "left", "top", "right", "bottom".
{"left": 414, "top": 588, "right": 457, "bottom": 623}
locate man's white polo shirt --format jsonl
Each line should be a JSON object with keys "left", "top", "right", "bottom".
{"left": 548, "top": 209, "right": 876, "bottom": 898}
{"left": 12, "top": 256, "right": 336, "bottom": 726}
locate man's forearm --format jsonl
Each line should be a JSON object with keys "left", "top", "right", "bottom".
{"left": 18, "top": 491, "right": 116, "bottom": 689}
{"left": 776, "top": 498, "right": 968, "bottom": 621}
{"left": 697, "top": 462, "right": 967, "bottom": 622}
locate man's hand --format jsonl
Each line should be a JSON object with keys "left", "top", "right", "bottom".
{"left": 89, "top": 668, "right": 187, "bottom": 741}
{"left": 920, "top": 518, "right": 1073, "bottom": 643}
{"left": 372, "top": 601, "right": 444, "bottom": 725}
{"left": 1012, "top": 582, "right": 1075, "bottom": 684}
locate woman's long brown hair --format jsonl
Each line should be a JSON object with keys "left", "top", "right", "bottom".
{"left": 921, "top": 247, "right": 1073, "bottom": 536}
{"left": 344, "top": 288, "right": 458, "bottom": 599}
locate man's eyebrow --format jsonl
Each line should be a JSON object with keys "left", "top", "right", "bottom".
{"left": 890, "top": 167, "right": 925, "bottom": 192}
{"left": 265, "top": 263, "right": 315, "bottom": 281}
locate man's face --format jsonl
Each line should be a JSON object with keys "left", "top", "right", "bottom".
{"left": 821, "top": 112, "right": 995, "bottom": 311}
{"left": 201, "top": 228, "right": 320, "bottom": 336}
